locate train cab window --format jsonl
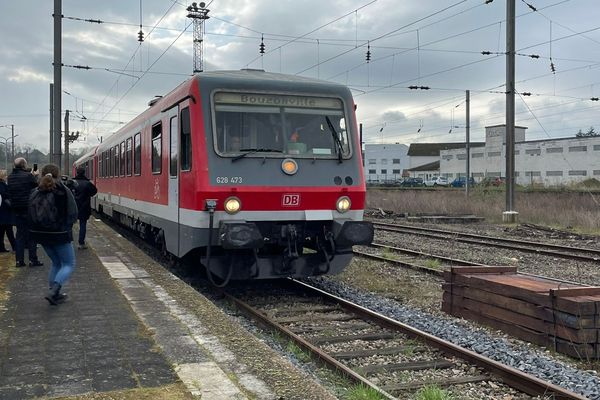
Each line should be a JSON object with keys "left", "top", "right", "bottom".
{"left": 169, "top": 116, "right": 178, "bottom": 177}
{"left": 134, "top": 132, "right": 141, "bottom": 175}
{"left": 180, "top": 107, "right": 191, "bottom": 171}
{"left": 120, "top": 142, "right": 126, "bottom": 176}
{"left": 152, "top": 123, "right": 162, "bottom": 174}
{"left": 213, "top": 92, "right": 351, "bottom": 160}
{"left": 126, "top": 137, "right": 133, "bottom": 176}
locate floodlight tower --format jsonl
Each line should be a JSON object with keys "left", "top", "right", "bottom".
{"left": 187, "top": 2, "right": 210, "bottom": 73}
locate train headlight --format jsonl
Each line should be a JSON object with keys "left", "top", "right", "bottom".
{"left": 224, "top": 197, "right": 241, "bottom": 214}
{"left": 336, "top": 196, "right": 351, "bottom": 213}
{"left": 281, "top": 158, "right": 298, "bottom": 175}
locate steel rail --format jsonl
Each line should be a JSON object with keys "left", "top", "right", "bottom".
{"left": 373, "top": 221, "right": 600, "bottom": 263}
{"left": 222, "top": 289, "right": 397, "bottom": 400}
{"left": 358, "top": 243, "right": 586, "bottom": 285}
{"left": 288, "top": 280, "right": 587, "bottom": 400}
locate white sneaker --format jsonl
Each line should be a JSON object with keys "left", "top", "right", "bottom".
{"left": 78, "top": 243, "right": 88, "bottom": 249}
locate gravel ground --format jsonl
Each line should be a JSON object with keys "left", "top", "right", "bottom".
{"left": 311, "top": 217, "right": 600, "bottom": 399}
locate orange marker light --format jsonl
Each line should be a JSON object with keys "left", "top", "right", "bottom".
{"left": 281, "top": 159, "right": 298, "bottom": 175}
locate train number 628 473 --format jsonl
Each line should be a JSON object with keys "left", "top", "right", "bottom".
{"left": 215, "top": 176, "right": 243, "bottom": 184}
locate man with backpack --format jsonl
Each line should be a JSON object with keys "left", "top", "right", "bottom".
{"left": 72, "top": 166, "right": 97, "bottom": 249}
{"left": 28, "top": 164, "right": 78, "bottom": 305}
{"left": 8, "top": 158, "right": 43, "bottom": 267}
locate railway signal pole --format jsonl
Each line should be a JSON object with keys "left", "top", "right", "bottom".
{"left": 465, "top": 90, "right": 470, "bottom": 196}
{"left": 187, "top": 2, "right": 210, "bottom": 73}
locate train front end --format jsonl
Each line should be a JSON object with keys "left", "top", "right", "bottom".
{"left": 192, "top": 71, "right": 373, "bottom": 282}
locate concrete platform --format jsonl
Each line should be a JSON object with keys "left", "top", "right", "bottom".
{"left": 0, "top": 219, "right": 337, "bottom": 400}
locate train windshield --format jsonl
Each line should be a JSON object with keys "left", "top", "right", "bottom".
{"left": 213, "top": 92, "right": 351, "bottom": 159}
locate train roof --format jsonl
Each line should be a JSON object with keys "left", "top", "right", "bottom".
{"left": 74, "top": 146, "right": 99, "bottom": 165}
{"left": 196, "top": 69, "right": 347, "bottom": 87}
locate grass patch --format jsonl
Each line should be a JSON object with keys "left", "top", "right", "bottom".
{"left": 0, "top": 253, "right": 16, "bottom": 309}
{"left": 367, "top": 189, "right": 600, "bottom": 233}
{"left": 381, "top": 247, "right": 399, "bottom": 260}
{"left": 415, "top": 385, "right": 454, "bottom": 400}
{"left": 423, "top": 258, "right": 442, "bottom": 270}
{"left": 345, "top": 384, "right": 386, "bottom": 400}
{"left": 286, "top": 341, "right": 312, "bottom": 363}
{"left": 401, "top": 339, "right": 421, "bottom": 356}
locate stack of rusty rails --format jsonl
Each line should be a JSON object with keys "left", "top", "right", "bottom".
{"left": 442, "top": 266, "right": 600, "bottom": 359}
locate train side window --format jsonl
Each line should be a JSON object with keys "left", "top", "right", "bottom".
{"left": 98, "top": 156, "right": 103, "bottom": 178}
{"left": 134, "top": 132, "right": 141, "bottom": 175}
{"left": 180, "top": 107, "right": 191, "bottom": 171}
{"left": 109, "top": 147, "right": 114, "bottom": 177}
{"left": 126, "top": 137, "right": 133, "bottom": 176}
{"left": 114, "top": 145, "right": 119, "bottom": 177}
{"left": 169, "top": 116, "right": 178, "bottom": 177}
{"left": 120, "top": 141, "right": 126, "bottom": 176}
{"left": 152, "top": 122, "right": 162, "bottom": 174}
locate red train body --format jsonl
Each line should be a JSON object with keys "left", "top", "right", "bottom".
{"left": 75, "top": 70, "right": 373, "bottom": 284}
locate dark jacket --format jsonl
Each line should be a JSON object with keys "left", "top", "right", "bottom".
{"left": 0, "top": 182, "right": 14, "bottom": 225}
{"left": 29, "top": 182, "right": 78, "bottom": 245}
{"left": 72, "top": 174, "right": 98, "bottom": 220}
{"left": 7, "top": 167, "right": 37, "bottom": 215}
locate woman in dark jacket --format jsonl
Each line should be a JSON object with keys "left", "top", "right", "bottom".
{"left": 29, "top": 164, "right": 78, "bottom": 305}
{"left": 0, "top": 170, "right": 16, "bottom": 252}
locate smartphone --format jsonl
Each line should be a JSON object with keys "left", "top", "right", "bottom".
{"left": 33, "top": 163, "right": 38, "bottom": 172}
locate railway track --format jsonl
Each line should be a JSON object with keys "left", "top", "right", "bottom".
{"left": 372, "top": 221, "right": 600, "bottom": 263}
{"left": 224, "top": 279, "right": 586, "bottom": 400}
{"left": 356, "top": 243, "right": 585, "bottom": 285}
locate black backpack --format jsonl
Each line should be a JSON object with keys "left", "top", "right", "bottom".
{"left": 28, "top": 189, "right": 62, "bottom": 232}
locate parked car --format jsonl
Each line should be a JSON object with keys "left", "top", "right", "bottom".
{"left": 424, "top": 176, "right": 448, "bottom": 187}
{"left": 399, "top": 177, "right": 424, "bottom": 187}
{"left": 450, "top": 176, "right": 475, "bottom": 188}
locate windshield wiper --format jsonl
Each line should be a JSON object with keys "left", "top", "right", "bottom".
{"left": 232, "top": 148, "right": 282, "bottom": 162}
{"left": 325, "top": 116, "right": 344, "bottom": 164}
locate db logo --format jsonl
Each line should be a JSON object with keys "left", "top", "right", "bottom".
{"left": 282, "top": 194, "right": 300, "bottom": 207}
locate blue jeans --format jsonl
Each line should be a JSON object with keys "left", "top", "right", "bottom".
{"left": 78, "top": 219, "right": 87, "bottom": 245}
{"left": 43, "top": 243, "right": 76, "bottom": 287}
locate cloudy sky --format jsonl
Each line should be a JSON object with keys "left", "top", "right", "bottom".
{"left": 1, "top": 0, "right": 599, "bottom": 153}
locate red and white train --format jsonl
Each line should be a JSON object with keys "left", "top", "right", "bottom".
{"left": 75, "top": 69, "right": 373, "bottom": 285}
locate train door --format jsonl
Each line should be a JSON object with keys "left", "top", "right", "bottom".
{"left": 168, "top": 110, "right": 180, "bottom": 252}
{"left": 177, "top": 101, "right": 192, "bottom": 256}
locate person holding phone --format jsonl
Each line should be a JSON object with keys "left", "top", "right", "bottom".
{"left": 7, "top": 158, "right": 42, "bottom": 267}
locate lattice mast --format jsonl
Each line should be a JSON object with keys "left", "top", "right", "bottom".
{"left": 187, "top": 2, "right": 210, "bottom": 73}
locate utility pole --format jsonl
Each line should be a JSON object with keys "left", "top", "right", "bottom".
{"left": 53, "top": 0, "right": 62, "bottom": 167}
{"left": 187, "top": 2, "right": 210, "bottom": 73}
{"left": 50, "top": 83, "right": 54, "bottom": 164}
{"left": 504, "top": 0, "right": 518, "bottom": 223}
{"left": 465, "top": 90, "right": 470, "bottom": 196}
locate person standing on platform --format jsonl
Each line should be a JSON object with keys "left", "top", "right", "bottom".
{"left": 28, "top": 164, "right": 77, "bottom": 305}
{"left": 0, "top": 170, "right": 16, "bottom": 252}
{"left": 7, "top": 158, "right": 43, "bottom": 267}
{"left": 72, "top": 166, "right": 97, "bottom": 249}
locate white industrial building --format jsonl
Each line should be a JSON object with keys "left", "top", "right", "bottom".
{"left": 363, "top": 125, "right": 600, "bottom": 186}
{"left": 441, "top": 125, "right": 600, "bottom": 185}
{"left": 364, "top": 143, "right": 409, "bottom": 183}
